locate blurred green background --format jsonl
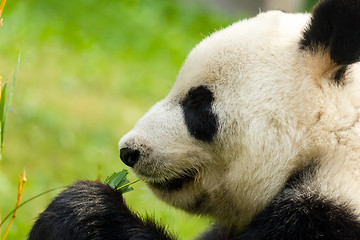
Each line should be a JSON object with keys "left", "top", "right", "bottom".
{"left": 0, "top": 0, "right": 317, "bottom": 239}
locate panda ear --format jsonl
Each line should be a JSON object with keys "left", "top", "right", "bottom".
{"left": 300, "top": 0, "right": 360, "bottom": 66}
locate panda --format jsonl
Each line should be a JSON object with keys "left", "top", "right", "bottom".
{"left": 29, "top": 0, "right": 360, "bottom": 239}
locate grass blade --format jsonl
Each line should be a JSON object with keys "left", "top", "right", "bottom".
{"left": 2, "top": 52, "right": 20, "bottom": 145}
{"left": 0, "top": 185, "right": 65, "bottom": 227}
{"left": 0, "top": 82, "right": 7, "bottom": 124}
{"left": 0, "top": 82, "right": 7, "bottom": 160}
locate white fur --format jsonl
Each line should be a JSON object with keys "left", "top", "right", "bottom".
{"left": 119, "top": 10, "right": 360, "bottom": 229}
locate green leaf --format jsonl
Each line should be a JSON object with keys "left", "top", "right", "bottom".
{"left": 105, "top": 169, "right": 139, "bottom": 194}
{"left": 105, "top": 169, "right": 129, "bottom": 189}
{"left": 121, "top": 186, "right": 134, "bottom": 194}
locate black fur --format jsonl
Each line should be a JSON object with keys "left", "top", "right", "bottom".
{"left": 235, "top": 194, "right": 360, "bottom": 240}
{"left": 28, "top": 181, "right": 174, "bottom": 240}
{"left": 197, "top": 224, "right": 236, "bottom": 240}
{"left": 333, "top": 66, "right": 347, "bottom": 84}
{"left": 199, "top": 164, "right": 360, "bottom": 240}
{"left": 201, "top": 195, "right": 360, "bottom": 240}
{"left": 181, "top": 85, "right": 218, "bottom": 142}
{"left": 29, "top": 166, "right": 360, "bottom": 239}
{"left": 300, "top": 0, "right": 360, "bottom": 66}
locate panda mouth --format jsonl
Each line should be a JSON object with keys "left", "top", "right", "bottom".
{"left": 148, "top": 169, "right": 198, "bottom": 191}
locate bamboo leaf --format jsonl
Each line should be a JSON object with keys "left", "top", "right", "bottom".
{"left": 105, "top": 169, "right": 129, "bottom": 189}
{"left": 105, "top": 169, "right": 139, "bottom": 194}
{"left": 120, "top": 186, "right": 134, "bottom": 194}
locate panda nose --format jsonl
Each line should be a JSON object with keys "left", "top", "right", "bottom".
{"left": 120, "top": 147, "right": 140, "bottom": 167}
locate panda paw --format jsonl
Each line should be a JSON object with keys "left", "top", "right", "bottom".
{"left": 28, "top": 180, "right": 174, "bottom": 240}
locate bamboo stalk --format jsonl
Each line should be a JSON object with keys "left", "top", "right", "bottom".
{"left": 0, "top": 0, "right": 7, "bottom": 26}
{"left": 1, "top": 174, "right": 26, "bottom": 240}
{"left": 119, "top": 179, "right": 140, "bottom": 190}
{"left": 0, "top": 185, "right": 66, "bottom": 227}
{"left": 0, "top": 0, "right": 7, "bottom": 18}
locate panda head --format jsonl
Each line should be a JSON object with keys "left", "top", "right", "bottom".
{"left": 119, "top": 0, "right": 360, "bottom": 228}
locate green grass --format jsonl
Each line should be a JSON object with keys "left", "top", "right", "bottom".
{"left": 0, "top": 0, "right": 237, "bottom": 239}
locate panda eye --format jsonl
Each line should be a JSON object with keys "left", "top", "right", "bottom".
{"left": 182, "top": 86, "right": 213, "bottom": 106}
{"left": 181, "top": 85, "right": 218, "bottom": 142}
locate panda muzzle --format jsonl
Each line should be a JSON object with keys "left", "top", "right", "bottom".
{"left": 148, "top": 169, "right": 199, "bottom": 191}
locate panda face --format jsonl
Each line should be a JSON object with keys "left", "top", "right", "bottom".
{"left": 119, "top": 8, "right": 360, "bottom": 228}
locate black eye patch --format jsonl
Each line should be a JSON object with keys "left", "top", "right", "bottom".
{"left": 181, "top": 85, "right": 218, "bottom": 142}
